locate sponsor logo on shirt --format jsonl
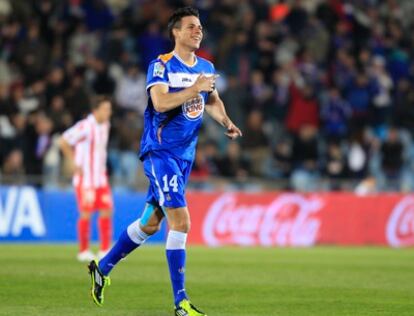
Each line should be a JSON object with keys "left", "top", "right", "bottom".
{"left": 182, "top": 95, "right": 204, "bottom": 121}
{"left": 181, "top": 77, "right": 192, "bottom": 83}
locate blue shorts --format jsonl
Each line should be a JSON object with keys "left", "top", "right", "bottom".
{"left": 142, "top": 151, "right": 193, "bottom": 208}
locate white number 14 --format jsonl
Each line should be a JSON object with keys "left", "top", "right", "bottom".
{"left": 162, "top": 174, "right": 178, "bottom": 192}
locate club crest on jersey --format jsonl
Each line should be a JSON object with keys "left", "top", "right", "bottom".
{"left": 182, "top": 95, "right": 204, "bottom": 121}
{"left": 153, "top": 62, "right": 165, "bottom": 78}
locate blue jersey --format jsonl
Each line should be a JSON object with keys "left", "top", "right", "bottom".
{"left": 139, "top": 51, "right": 215, "bottom": 162}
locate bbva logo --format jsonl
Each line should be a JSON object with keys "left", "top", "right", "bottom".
{"left": 0, "top": 187, "right": 45, "bottom": 237}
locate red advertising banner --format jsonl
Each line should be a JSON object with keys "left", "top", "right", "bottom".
{"left": 186, "top": 192, "right": 414, "bottom": 248}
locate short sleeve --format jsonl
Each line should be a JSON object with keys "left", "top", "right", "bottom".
{"left": 62, "top": 121, "right": 89, "bottom": 146}
{"left": 210, "top": 62, "right": 216, "bottom": 75}
{"left": 146, "top": 59, "right": 169, "bottom": 93}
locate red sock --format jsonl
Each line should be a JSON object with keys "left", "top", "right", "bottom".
{"left": 78, "top": 218, "right": 90, "bottom": 252}
{"left": 98, "top": 216, "right": 112, "bottom": 251}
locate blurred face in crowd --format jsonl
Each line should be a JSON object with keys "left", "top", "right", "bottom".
{"left": 246, "top": 110, "right": 263, "bottom": 130}
{"left": 93, "top": 101, "right": 112, "bottom": 123}
{"left": 299, "top": 125, "right": 317, "bottom": 140}
{"left": 3, "top": 149, "right": 23, "bottom": 174}
{"left": 49, "top": 67, "right": 64, "bottom": 85}
{"left": 227, "top": 141, "right": 241, "bottom": 159}
{"left": 251, "top": 70, "right": 264, "bottom": 85}
{"left": 329, "top": 87, "right": 340, "bottom": 99}
{"left": 36, "top": 114, "right": 53, "bottom": 134}
{"left": 302, "top": 85, "right": 314, "bottom": 99}
{"left": 356, "top": 74, "right": 368, "bottom": 86}
{"left": 28, "top": 23, "right": 40, "bottom": 40}
{"left": 11, "top": 113, "right": 26, "bottom": 131}
{"left": 0, "top": 83, "right": 8, "bottom": 98}
{"left": 387, "top": 128, "right": 399, "bottom": 142}
{"left": 173, "top": 15, "right": 203, "bottom": 51}
{"left": 127, "top": 65, "right": 140, "bottom": 78}
{"left": 51, "top": 95, "right": 65, "bottom": 112}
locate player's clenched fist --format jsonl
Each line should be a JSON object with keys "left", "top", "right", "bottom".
{"left": 192, "top": 74, "right": 218, "bottom": 93}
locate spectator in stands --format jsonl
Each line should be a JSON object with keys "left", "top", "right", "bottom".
{"left": 24, "top": 112, "right": 54, "bottom": 187}
{"left": 240, "top": 110, "right": 270, "bottom": 176}
{"left": 82, "top": 0, "right": 114, "bottom": 31}
{"left": 247, "top": 69, "right": 272, "bottom": 111}
{"left": 2, "top": 0, "right": 414, "bottom": 192}
{"left": 45, "top": 66, "right": 66, "bottom": 106}
{"left": 114, "top": 62, "right": 147, "bottom": 116}
{"left": 265, "top": 138, "right": 293, "bottom": 182}
{"left": 266, "top": 68, "right": 290, "bottom": 124}
{"left": 370, "top": 56, "right": 393, "bottom": 126}
{"left": 378, "top": 127, "right": 408, "bottom": 191}
{"left": 290, "top": 124, "right": 319, "bottom": 191}
{"left": 323, "top": 141, "right": 347, "bottom": 190}
{"left": 344, "top": 71, "right": 379, "bottom": 127}
{"left": 89, "top": 57, "right": 116, "bottom": 95}
{"left": 68, "top": 22, "right": 99, "bottom": 66}
{"left": 320, "top": 86, "right": 352, "bottom": 140}
{"left": 109, "top": 111, "right": 141, "bottom": 190}
{"left": 285, "top": 81, "right": 319, "bottom": 134}
{"left": 190, "top": 144, "right": 215, "bottom": 190}
{"left": 203, "top": 140, "right": 221, "bottom": 176}
{"left": 10, "top": 82, "right": 41, "bottom": 117}
{"left": 346, "top": 129, "right": 371, "bottom": 180}
{"left": 394, "top": 79, "right": 414, "bottom": 137}
{"left": 13, "top": 21, "right": 49, "bottom": 83}
{"left": 217, "top": 141, "right": 251, "bottom": 182}
{"left": 221, "top": 76, "right": 248, "bottom": 131}
{"left": 64, "top": 72, "right": 91, "bottom": 121}
{"left": 48, "top": 95, "right": 73, "bottom": 134}
{"left": 1, "top": 148, "right": 25, "bottom": 185}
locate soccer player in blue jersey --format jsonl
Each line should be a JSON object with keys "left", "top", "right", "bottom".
{"left": 88, "top": 6, "right": 242, "bottom": 316}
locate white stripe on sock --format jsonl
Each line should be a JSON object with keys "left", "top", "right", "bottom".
{"left": 127, "top": 219, "right": 150, "bottom": 245}
{"left": 166, "top": 230, "right": 187, "bottom": 250}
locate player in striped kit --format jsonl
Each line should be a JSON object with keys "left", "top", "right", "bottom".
{"left": 59, "top": 96, "right": 113, "bottom": 262}
{"left": 88, "top": 7, "right": 242, "bottom": 315}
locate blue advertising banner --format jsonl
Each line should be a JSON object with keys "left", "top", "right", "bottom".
{"left": 0, "top": 186, "right": 167, "bottom": 243}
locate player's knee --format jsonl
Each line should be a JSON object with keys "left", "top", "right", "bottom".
{"left": 140, "top": 223, "right": 161, "bottom": 235}
{"left": 170, "top": 220, "right": 190, "bottom": 233}
{"left": 99, "top": 209, "right": 112, "bottom": 217}
{"left": 80, "top": 212, "right": 91, "bottom": 219}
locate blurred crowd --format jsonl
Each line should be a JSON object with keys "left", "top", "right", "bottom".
{"left": 1, "top": 0, "right": 414, "bottom": 192}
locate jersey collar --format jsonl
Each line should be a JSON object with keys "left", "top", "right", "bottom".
{"left": 88, "top": 113, "right": 104, "bottom": 126}
{"left": 173, "top": 51, "right": 198, "bottom": 68}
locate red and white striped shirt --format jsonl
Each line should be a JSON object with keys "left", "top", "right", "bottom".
{"left": 62, "top": 114, "right": 110, "bottom": 189}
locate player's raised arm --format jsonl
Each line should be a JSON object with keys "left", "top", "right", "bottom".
{"left": 150, "top": 74, "right": 216, "bottom": 113}
{"left": 205, "top": 89, "right": 242, "bottom": 140}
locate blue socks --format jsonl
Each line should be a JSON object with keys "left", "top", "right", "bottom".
{"left": 98, "top": 222, "right": 189, "bottom": 308}
{"left": 166, "top": 230, "right": 188, "bottom": 306}
{"left": 99, "top": 219, "right": 149, "bottom": 275}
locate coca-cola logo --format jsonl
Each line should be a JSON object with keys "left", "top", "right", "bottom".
{"left": 386, "top": 196, "right": 414, "bottom": 247}
{"left": 202, "top": 193, "right": 323, "bottom": 247}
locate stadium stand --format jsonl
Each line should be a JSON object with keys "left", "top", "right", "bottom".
{"left": 1, "top": 0, "right": 414, "bottom": 192}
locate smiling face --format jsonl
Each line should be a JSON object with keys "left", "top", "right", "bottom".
{"left": 173, "top": 15, "right": 203, "bottom": 51}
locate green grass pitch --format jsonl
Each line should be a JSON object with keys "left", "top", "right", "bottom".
{"left": 0, "top": 244, "right": 413, "bottom": 316}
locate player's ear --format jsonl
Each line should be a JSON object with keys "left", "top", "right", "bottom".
{"left": 172, "top": 28, "right": 179, "bottom": 40}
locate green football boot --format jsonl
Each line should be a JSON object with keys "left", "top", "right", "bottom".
{"left": 175, "top": 299, "right": 207, "bottom": 316}
{"left": 88, "top": 260, "right": 111, "bottom": 307}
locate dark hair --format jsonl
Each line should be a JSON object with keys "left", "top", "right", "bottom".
{"left": 167, "top": 6, "right": 199, "bottom": 42}
{"left": 90, "top": 95, "right": 112, "bottom": 110}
